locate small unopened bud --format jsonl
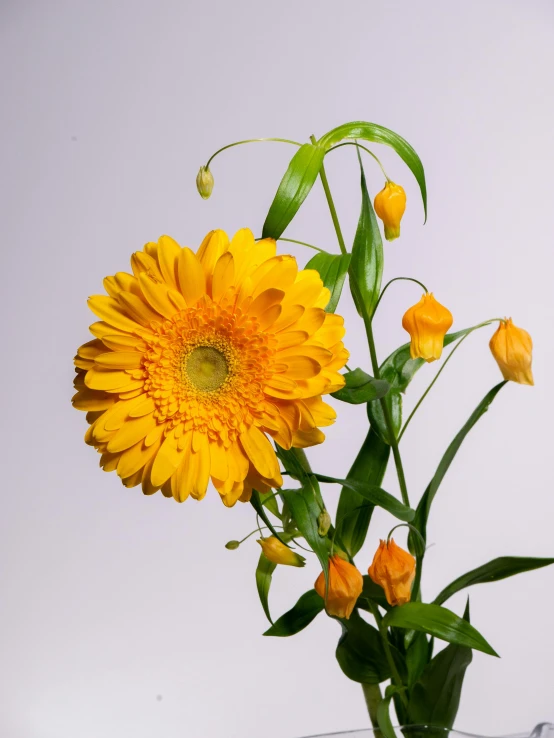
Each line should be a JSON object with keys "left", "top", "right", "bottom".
{"left": 318, "top": 509, "right": 331, "bottom": 536}
{"left": 225, "top": 540, "right": 240, "bottom": 550}
{"left": 374, "top": 181, "right": 406, "bottom": 241}
{"left": 196, "top": 165, "right": 214, "bottom": 199}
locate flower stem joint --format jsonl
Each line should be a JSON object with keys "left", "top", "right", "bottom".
{"left": 368, "top": 539, "right": 416, "bottom": 607}
{"left": 402, "top": 292, "right": 454, "bottom": 362}
{"left": 374, "top": 181, "right": 407, "bottom": 241}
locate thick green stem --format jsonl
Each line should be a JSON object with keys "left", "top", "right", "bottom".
{"left": 309, "top": 135, "right": 348, "bottom": 255}
{"left": 363, "top": 313, "right": 410, "bottom": 508}
{"left": 362, "top": 683, "right": 383, "bottom": 735}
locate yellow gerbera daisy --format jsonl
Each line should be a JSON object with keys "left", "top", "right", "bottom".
{"left": 72, "top": 229, "right": 348, "bottom": 507}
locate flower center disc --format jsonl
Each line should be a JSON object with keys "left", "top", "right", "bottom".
{"left": 185, "top": 346, "right": 229, "bottom": 392}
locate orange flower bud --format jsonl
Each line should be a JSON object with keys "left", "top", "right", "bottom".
{"left": 374, "top": 181, "right": 406, "bottom": 241}
{"left": 368, "top": 539, "right": 416, "bottom": 607}
{"left": 314, "top": 554, "right": 363, "bottom": 620}
{"left": 489, "top": 318, "right": 534, "bottom": 386}
{"left": 402, "top": 292, "right": 453, "bottom": 362}
{"left": 257, "top": 537, "right": 306, "bottom": 567}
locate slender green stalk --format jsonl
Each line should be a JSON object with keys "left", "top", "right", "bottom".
{"left": 309, "top": 135, "right": 348, "bottom": 256}
{"left": 373, "top": 276, "right": 429, "bottom": 315}
{"left": 205, "top": 137, "right": 302, "bottom": 168}
{"left": 367, "top": 601, "right": 408, "bottom": 708}
{"left": 363, "top": 313, "right": 410, "bottom": 508}
{"left": 276, "top": 237, "right": 327, "bottom": 253}
{"left": 327, "top": 141, "right": 391, "bottom": 182}
{"left": 398, "top": 320, "right": 498, "bottom": 442}
{"left": 362, "top": 683, "right": 383, "bottom": 735}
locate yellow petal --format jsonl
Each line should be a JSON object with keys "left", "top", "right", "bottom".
{"left": 138, "top": 273, "right": 178, "bottom": 320}
{"left": 150, "top": 432, "right": 186, "bottom": 487}
{"left": 94, "top": 352, "right": 144, "bottom": 369}
{"left": 211, "top": 252, "right": 235, "bottom": 302}
{"left": 178, "top": 247, "right": 206, "bottom": 306}
{"left": 107, "top": 413, "right": 157, "bottom": 453}
{"left": 88, "top": 295, "right": 146, "bottom": 335}
{"left": 157, "top": 235, "right": 181, "bottom": 291}
{"left": 239, "top": 425, "right": 279, "bottom": 481}
{"left": 117, "top": 291, "right": 160, "bottom": 327}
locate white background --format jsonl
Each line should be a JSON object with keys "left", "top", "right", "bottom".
{"left": 1, "top": 1, "right": 554, "bottom": 737}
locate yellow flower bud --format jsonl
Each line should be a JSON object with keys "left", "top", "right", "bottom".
{"left": 374, "top": 181, "right": 407, "bottom": 241}
{"left": 318, "top": 509, "right": 332, "bottom": 536}
{"left": 489, "top": 318, "right": 534, "bottom": 386}
{"left": 402, "top": 292, "right": 453, "bottom": 362}
{"left": 368, "top": 539, "right": 416, "bottom": 607}
{"left": 257, "top": 537, "right": 306, "bottom": 567}
{"left": 314, "top": 554, "right": 363, "bottom": 620}
{"left": 196, "top": 165, "right": 214, "bottom": 199}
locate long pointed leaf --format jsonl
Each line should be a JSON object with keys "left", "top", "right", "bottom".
{"left": 407, "top": 600, "right": 472, "bottom": 728}
{"left": 264, "top": 589, "right": 324, "bottom": 637}
{"left": 413, "top": 381, "right": 507, "bottom": 544}
{"left": 316, "top": 473, "right": 414, "bottom": 522}
{"left": 255, "top": 553, "right": 276, "bottom": 624}
{"left": 335, "top": 427, "right": 390, "bottom": 558}
{"left": 335, "top": 610, "right": 391, "bottom": 684}
{"left": 305, "top": 251, "right": 351, "bottom": 313}
{"left": 262, "top": 143, "right": 325, "bottom": 239}
{"left": 434, "top": 556, "right": 554, "bottom": 606}
{"left": 250, "top": 490, "right": 289, "bottom": 547}
{"left": 383, "top": 602, "right": 497, "bottom": 656}
{"left": 281, "top": 479, "right": 328, "bottom": 581}
{"left": 332, "top": 368, "right": 390, "bottom": 405}
{"left": 349, "top": 153, "right": 384, "bottom": 319}
{"left": 318, "top": 121, "right": 427, "bottom": 219}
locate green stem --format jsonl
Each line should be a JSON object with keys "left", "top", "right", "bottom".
{"left": 367, "top": 602, "right": 408, "bottom": 708}
{"left": 373, "top": 276, "right": 429, "bottom": 315}
{"left": 206, "top": 137, "right": 302, "bottom": 168}
{"left": 327, "top": 141, "right": 391, "bottom": 182}
{"left": 363, "top": 313, "right": 410, "bottom": 508}
{"left": 309, "top": 134, "right": 348, "bottom": 255}
{"left": 276, "top": 237, "right": 327, "bottom": 253}
{"left": 362, "top": 683, "right": 383, "bottom": 735}
{"left": 398, "top": 320, "right": 497, "bottom": 442}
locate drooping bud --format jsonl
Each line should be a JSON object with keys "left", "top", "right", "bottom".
{"left": 368, "top": 539, "right": 416, "bottom": 606}
{"left": 489, "top": 318, "right": 534, "bottom": 386}
{"left": 196, "top": 165, "right": 214, "bottom": 199}
{"left": 257, "top": 536, "right": 306, "bottom": 567}
{"left": 318, "top": 509, "right": 332, "bottom": 536}
{"left": 374, "top": 181, "right": 407, "bottom": 241}
{"left": 314, "top": 555, "right": 363, "bottom": 620}
{"left": 402, "top": 292, "right": 453, "bottom": 362}
{"left": 225, "top": 540, "right": 240, "bottom": 550}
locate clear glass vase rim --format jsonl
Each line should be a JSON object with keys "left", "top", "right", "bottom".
{"left": 300, "top": 723, "right": 554, "bottom": 738}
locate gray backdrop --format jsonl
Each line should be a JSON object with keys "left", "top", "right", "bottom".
{"left": 1, "top": 1, "right": 553, "bottom": 737}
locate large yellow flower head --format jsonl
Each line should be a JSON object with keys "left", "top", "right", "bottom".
{"left": 73, "top": 229, "right": 348, "bottom": 507}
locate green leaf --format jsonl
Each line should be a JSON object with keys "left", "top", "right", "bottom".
{"left": 316, "top": 473, "right": 414, "bottom": 522}
{"left": 377, "top": 684, "right": 404, "bottom": 738}
{"left": 413, "top": 381, "right": 507, "bottom": 545}
{"left": 406, "top": 631, "right": 430, "bottom": 689}
{"left": 382, "top": 602, "right": 498, "bottom": 656}
{"left": 349, "top": 154, "right": 384, "bottom": 319}
{"left": 281, "top": 480, "right": 328, "bottom": 580}
{"left": 305, "top": 251, "right": 351, "bottom": 313}
{"left": 434, "top": 556, "right": 554, "bottom": 607}
{"left": 262, "top": 143, "right": 325, "bottom": 240}
{"left": 318, "top": 121, "right": 427, "bottom": 220}
{"left": 332, "top": 368, "right": 390, "bottom": 405}
{"left": 407, "top": 600, "right": 472, "bottom": 728}
{"left": 262, "top": 492, "right": 281, "bottom": 520}
{"left": 250, "top": 489, "right": 289, "bottom": 547}
{"left": 335, "top": 610, "right": 391, "bottom": 684}
{"left": 264, "top": 589, "right": 324, "bottom": 637}
{"left": 255, "top": 552, "right": 276, "bottom": 624}
{"left": 335, "top": 427, "right": 390, "bottom": 558}
{"left": 368, "top": 324, "right": 492, "bottom": 445}
{"left": 359, "top": 575, "right": 390, "bottom": 610}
